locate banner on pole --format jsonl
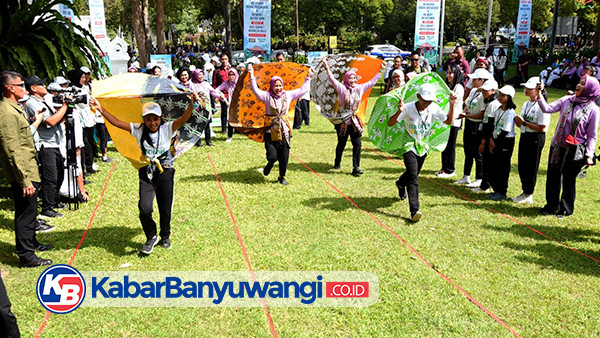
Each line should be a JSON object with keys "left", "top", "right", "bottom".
{"left": 88, "top": 0, "right": 110, "bottom": 57}
{"left": 512, "top": 0, "right": 532, "bottom": 63}
{"left": 414, "top": 0, "right": 441, "bottom": 66}
{"left": 243, "top": 0, "right": 271, "bottom": 60}
{"left": 150, "top": 55, "right": 173, "bottom": 73}
{"left": 58, "top": 0, "right": 74, "bottom": 21}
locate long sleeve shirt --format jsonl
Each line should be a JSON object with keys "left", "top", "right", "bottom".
{"left": 0, "top": 98, "right": 41, "bottom": 187}
{"left": 538, "top": 95, "right": 599, "bottom": 158}
{"left": 327, "top": 71, "right": 381, "bottom": 113}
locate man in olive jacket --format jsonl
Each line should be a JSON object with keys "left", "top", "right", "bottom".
{"left": 0, "top": 71, "right": 52, "bottom": 268}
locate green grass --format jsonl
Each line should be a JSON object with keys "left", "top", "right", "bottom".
{"left": 1, "top": 82, "right": 600, "bottom": 337}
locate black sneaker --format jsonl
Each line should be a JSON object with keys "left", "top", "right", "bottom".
{"left": 395, "top": 179, "right": 406, "bottom": 200}
{"left": 39, "top": 209, "right": 64, "bottom": 219}
{"left": 333, "top": 164, "right": 341, "bottom": 170}
{"left": 35, "top": 243, "right": 54, "bottom": 251}
{"left": 140, "top": 236, "right": 159, "bottom": 254}
{"left": 160, "top": 237, "right": 172, "bottom": 249}
{"left": 56, "top": 202, "right": 67, "bottom": 209}
{"left": 278, "top": 177, "right": 289, "bottom": 186}
{"left": 351, "top": 168, "right": 364, "bottom": 176}
{"left": 264, "top": 162, "right": 274, "bottom": 176}
{"left": 411, "top": 210, "right": 423, "bottom": 222}
{"left": 102, "top": 157, "right": 114, "bottom": 163}
{"left": 36, "top": 221, "right": 56, "bottom": 233}
{"left": 20, "top": 256, "right": 52, "bottom": 268}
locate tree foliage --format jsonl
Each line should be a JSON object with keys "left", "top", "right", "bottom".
{"left": 0, "top": 0, "right": 109, "bottom": 78}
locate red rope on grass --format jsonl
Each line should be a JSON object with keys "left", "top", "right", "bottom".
{"left": 207, "top": 154, "right": 278, "bottom": 338}
{"left": 364, "top": 146, "right": 600, "bottom": 264}
{"left": 36, "top": 160, "right": 118, "bottom": 338}
{"left": 290, "top": 152, "right": 521, "bottom": 337}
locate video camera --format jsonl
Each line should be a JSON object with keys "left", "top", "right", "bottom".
{"left": 51, "top": 87, "right": 88, "bottom": 105}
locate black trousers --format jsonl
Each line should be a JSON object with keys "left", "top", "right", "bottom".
{"left": 544, "top": 146, "right": 585, "bottom": 216}
{"left": 480, "top": 139, "right": 493, "bottom": 190}
{"left": 518, "top": 132, "right": 546, "bottom": 195}
{"left": 96, "top": 123, "right": 109, "bottom": 155}
{"left": 399, "top": 151, "right": 427, "bottom": 214}
{"left": 490, "top": 137, "right": 515, "bottom": 195}
{"left": 203, "top": 119, "right": 213, "bottom": 145}
{"left": 293, "top": 99, "right": 310, "bottom": 128}
{"left": 138, "top": 167, "right": 175, "bottom": 240}
{"left": 220, "top": 100, "right": 228, "bottom": 132}
{"left": 39, "top": 147, "right": 64, "bottom": 212}
{"left": 82, "top": 126, "right": 95, "bottom": 170}
{"left": 264, "top": 133, "right": 290, "bottom": 178}
{"left": 10, "top": 181, "right": 40, "bottom": 262}
{"left": 463, "top": 119, "right": 483, "bottom": 179}
{"left": 0, "top": 275, "right": 20, "bottom": 338}
{"left": 441, "top": 126, "right": 460, "bottom": 174}
{"left": 334, "top": 124, "right": 362, "bottom": 170}
{"left": 494, "top": 68, "right": 505, "bottom": 87}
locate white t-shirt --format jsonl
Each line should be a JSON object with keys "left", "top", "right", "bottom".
{"left": 75, "top": 85, "right": 96, "bottom": 128}
{"left": 492, "top": 107, "right": 516, "bottom": 139}
{"left": 465, "top": 90, "right": 483, "bottom": 122}
{"left": 397, "top": 101, "right": 447, "bottom": 154}
{"left": 450, "top": 84, "right": 464, "bottom": 128}
{"left": 483, "top": 100, "right": 501, "bottom": 123}
{"left": 130, "top": 121, "right": 175, "bottom": 160}
{"left": 519, "top": 100, "right": 551, "bottom": 133}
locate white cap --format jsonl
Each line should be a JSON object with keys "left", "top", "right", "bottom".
{"left": 418, "top": 83, "right": 437, "bottom": 101}
{"left": 47, "top": 83, "right": 62, "bottom": 91}
{"left": 257, "top": 54, "right": 264, "bottom": 59}
{"left": 80, "top": 66, "right": 91, "bottom": 74}
{"left": 204, "top": 63, "right": 214, "bottom": 71}
{"left": 498, "top": 85, "right": 516, "bottom": 98}
{"left": 142, "top": 102, "right": 162, "bottom": 117}
{"left": 54, "top": 76, "right": 70, "bottom": 85}
{"left": 547, "top": 66, "right": 552, "bottom": 70}
{"left": 189, "top": 65, "right": 196, "bottom": 72}
{"left": 468, "top": 68, "right": 493, "bottom": 80}
{"left": 521, "top": 77, "right": 542, "bottom": 89}
{"left": 479, "top": 79, "right": 498, "bottom": 91}
{"left": 211, "top": 56, "right": 220, "bottom": 64}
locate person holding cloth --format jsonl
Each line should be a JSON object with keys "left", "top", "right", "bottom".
{"left": 90, "top": 93, "right": 198, "bottom": 254}
{"left": 512, "top": 77, "right": 551, "bottom": 204}
{"left": 436, "top": 64, "right": 464, "bottom": 178}
{"left": 247, "top": 64, "right": 313, "bottom": 185}
{"left": 537, "top": 74, "right": 599, "bottom": 218}
{"left": 388, "top": 84, "right": 458, "bottom": 222}
{"left": 322, "top": 57, "right": 383, "bottom": 176}
{"left": 487, "top": 86, "right": 517, "bottom": 201}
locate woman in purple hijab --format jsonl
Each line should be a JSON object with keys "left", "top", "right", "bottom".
{"left": 217, "top": 68, "right": 239, "bottom": 142}
{"left": 537, "top": 74, "right": 600, "bottom": 217}
{"left": 322, "top": 57, "right": 383, "bottom": 176}
{"left": 247, "top": 64, "right": 313, "bottom": 185}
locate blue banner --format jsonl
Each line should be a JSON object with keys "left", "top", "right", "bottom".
{"left": 512, "top": 0, "right": 532, "bottom": 63}
{"left": 243, "top": 0, "right": 271, "bottom": 60}
{"left": 414, "top": 0, "right": 441, "bottom": 66}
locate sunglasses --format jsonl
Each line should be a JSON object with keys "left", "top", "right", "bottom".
{"left": 411, "top": 58, "right": 419, "bottom": 61}
{"left": 10, "top": 82, "right": 25, "bottom": 88}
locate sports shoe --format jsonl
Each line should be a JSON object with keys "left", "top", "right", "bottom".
{"left": 453, "top": 175, "right": 471, "bottom": 185}
{"left": 39, "top": 209, "right": 64, "bottom": 219}
{"left": 225, "top": 138, "right": 232, "bottom": 143}
{"left": 395, "top": 179, "right": 406, "bottom": 200}
{"left": 35, "top": 221, "right": 56, "bottom": 233}
{"left": 278, "top": 177, "right": 289, "bottom": 186}
{"left": 102, "top": 156, "right": 114, "bottom": 163}
{"left": 512, "top": 193, "right": 526, "bottom": 202}
{"left": 351, "top": 168, "right": 364, "bottom": 176}
{"left": 435, "top": 169, "right": 444, "bottom": 176}
{"left": 140, "top": 236, "right": 159, "bottom": 254}
{"left": 437, "top": 171, "right": 456, "bottom": 178}
{"left": 20, "top": 256, "right": 52, "bottom": 268}
{"left": 92, "top": 163, "right": 99, "bottom": 170}
{"left": 466, "top": 179, "right": 482, "bottom": 188}
{"left": 160, "top": 237, "right": 172, "bottom": 249}
{"left": 471, "top": 187, "right": 490, "bottom": 193}
{"left": 263, "top": 162, "right": 273, "bottom": 176}
{"left": 411, "top": 210, "right": 423, "bottom": 222}
{"left": 333, "top": 164, "right": 341, "bottom": 170}
{"left": 36, "top": 243, "right": 54, "bottom": 251}
{"left": 517, "top": 194, "right": 533, "bottom": 204}
{"left": 486, "top": 192, "right": 498, "bottom": 199}
{"left": 491, "top": 193, "right": 508, "bottom": 201}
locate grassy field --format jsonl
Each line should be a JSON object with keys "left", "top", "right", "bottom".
{"left": 1, "top": 75, "right": 600, "bottom": 337}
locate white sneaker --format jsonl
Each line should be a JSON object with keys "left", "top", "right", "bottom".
{"left": 516, "top": 194, "right": 533, "bottom": 204}
{"left": 512, "top": 193, "right": 526, "bottom": 202}
{"left": 453, "top": 176, "right": 471, "bottom": 185}
{"left": 466, "top": 179, "right": 482, "bottom": 188}
{"left": 225, "top": 138, "right": 232, "bottom": 143}
{"left": 471, "top": 187, "right": 490, "bottom": 193}
{"left": 435, "top": 170, "right": 444, "bottom": 176}
{"left": 92, "top": 163, "right": 99, "bottom": 170}
{"left": 437, "top": 172, "right": 456, "bottom": 178}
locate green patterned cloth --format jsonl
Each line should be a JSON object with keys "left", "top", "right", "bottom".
{"left": 368, "top": 72, "right": 452, "bottom": 156}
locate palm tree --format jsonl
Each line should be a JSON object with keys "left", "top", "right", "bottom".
{"left": 0, "top": 0, "right": 109, "bottom": 78}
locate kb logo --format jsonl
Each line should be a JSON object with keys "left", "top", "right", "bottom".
{"left": 37, "top": 265, "right": 86, "bottom": 314}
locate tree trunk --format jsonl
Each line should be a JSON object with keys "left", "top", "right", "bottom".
{"left": 156, "top": 0, "right": 166, "bottom": 53}
{"left": 223, "top": 0, "right": 232, "bottom": 59}
{"left": 237, "top": 0, "right": 244, "bottom": 35}
{"left": 131, "top": 0, "right": 150, "bottom": 66}
{"left": 142, "top": 0, "right": 154, "bottom": 59}
{"left": 594, "top": 8, "right": 600, "bottom": 49}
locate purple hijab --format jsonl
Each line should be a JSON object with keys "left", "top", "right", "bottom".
{"left": 572, "top": 75, "right": 600, "bottom": 106}
{"left": 227, "top": 69, "right": 239, "bottom": 86}
{"left": 269, "top": 76, "right": 285, "bottom": 99}
{"left": 191, "top": 68, "right": 203, "bottom": 84}
{"left": 343, "top": 71, "right": 358, "bottom": 90}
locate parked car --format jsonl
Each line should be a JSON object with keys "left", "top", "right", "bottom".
{"left": 365, "top": 44, "right": 411, "bottom": 60}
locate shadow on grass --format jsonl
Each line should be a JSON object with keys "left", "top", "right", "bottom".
{"left": 482, "top": 223, "right": 600, "bottom": 276}
{"left": 302, "top": 196, "right": 408, "bottom": 221}
{"left": 180, "top": 167, "right": 267, "bottom": 185}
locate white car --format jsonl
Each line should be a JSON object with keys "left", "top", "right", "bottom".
{"left": 365, "top": 44, "right": 411, "bottom": 60}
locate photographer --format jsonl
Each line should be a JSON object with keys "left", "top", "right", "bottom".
{"left": 0, "top": 70, "right": 53, "bottom": 267}
{"left": 24, "top": 76, "right": 68, "bottom": 219}
{"left": 68, "top": 69, "right": 96, "bottom": 176}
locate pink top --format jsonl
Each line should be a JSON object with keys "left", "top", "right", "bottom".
{"left": 197, "top": 82, "right": 223, "bottom": 100}
{"left": 249, "top": 76, "right": 311, "bottom": 116}
{"left": 328, "top": 71, "right": 381, "bottom": 109}
{"left": 216, "top": 80, "right": 237, "bottom": 104}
